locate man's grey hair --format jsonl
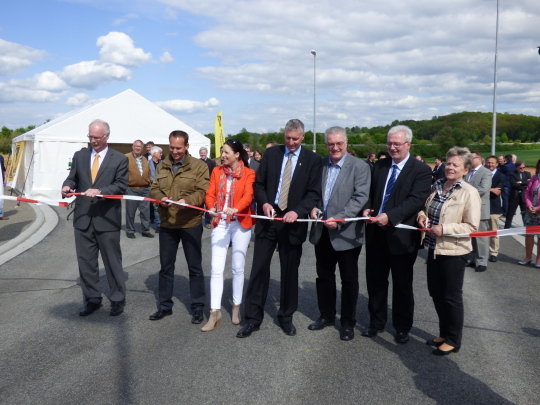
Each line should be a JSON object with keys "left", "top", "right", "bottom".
{"left": 447, "top": 146, "right": 474, "bottom": 171}
{"left": 89, "top": 119, "right": 110, "bottom": 135}
{"left": 284, "top": 119, "right": 304, "bottom": 135}
{"left": 387, "top": 125, "right": 413, "bottom": 143}
{"left": 324, "top": 126, "right": 347, "bottom": 142}
{"left": 243, "top": 143, "right": 251, "bottom": 149}
{"left": 133, "top": 139, "right": 144, "bottom": 146}
{"left": 150, "top": 146, "right": 163, "bottom": 156}
{"left": 199, "top": 146, "right": 208, "bottom": 153}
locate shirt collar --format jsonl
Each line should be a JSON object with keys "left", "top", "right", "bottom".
{"left": 285, "top": 146, "right": 301, "bottom": 157}
{"left": 329, "top": 152, "right": 347, "bottom": 168}
{"left": 392, "top": 153, "right": 410, "bottom": 171}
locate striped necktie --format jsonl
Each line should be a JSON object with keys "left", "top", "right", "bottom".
{"left": 380, "top": 164, "right": 397, "bottom": 213}
{"left": 278, "top": 152, "right": 294, "bottom": 211}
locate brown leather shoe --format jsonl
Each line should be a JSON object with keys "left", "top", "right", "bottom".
{"left": 0, "top": 217, "right": 9, "bottom": 220}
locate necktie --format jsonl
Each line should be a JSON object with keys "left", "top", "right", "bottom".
{"left": 468, "top": 168, "right": 476, "bottom": 181}
{"left": 380, "top": 165, "right": 397, "bottom": 214}
{"left": 91, "top": 153, "right": 100, "bottom": 183}
{"left": 278, "top": 152, "right": 294, "bottom": 211}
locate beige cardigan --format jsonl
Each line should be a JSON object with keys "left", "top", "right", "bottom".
{"left": 418, "top": 181, "right": 481, "bottom": 256}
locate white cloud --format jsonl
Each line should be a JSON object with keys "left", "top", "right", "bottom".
{"left": 0, "top": 82, "right": 64, "bottom": 103}
{"left": 160, "top": 51, "right": 174, "bottom": 63}
{"left": 6, "top": 71, "right": 68, "bottom": 91}
{"left": 0, "top": 39, "right": 48, "bottom": 76}
{"left": 66, "top": 93, "right": 91, "bottom": 106}
{"left": 155, "top": 97, "right": 220, "bottom": 113}
{"left": 112, "top": 13, "right": 139, "bottom": 26}
{"left": 60, "top": 60, "right": 132, "bottom": 89}
{"left": 97, "top": 32, "right": 153, "bottom": 66}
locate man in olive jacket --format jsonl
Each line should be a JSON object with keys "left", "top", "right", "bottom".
{"left": 148, "top": 130, "right": 209, "bottom": 324}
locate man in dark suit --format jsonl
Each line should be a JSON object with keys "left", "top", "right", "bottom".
{"left": 62, "top": 119, "right": 129, "bottom": 316}
{"left": 465, "top": 150, "right": 492, "bottom": 272}
{"left": 432, "top": 157, "right": 446, "bottom": 183}
{"left": 485, "top": 156, "right": 505, "bottom": 262}
{"left": 361, "top": 125, "right": 432, "bottom": 344}
{"left": 237, "top": 119, "right": 322, "bottom": 338}
{"left": 497, "top": 154, "right": 516, "bottom": 215}
{"left": 308, "top": 127, "right": 370, "bottom": 341}
{"left": 365, "top": 153, "right": 376, "bottom": 170}
{"left": 505, "top": 161, "right": 531, "bottom": 228}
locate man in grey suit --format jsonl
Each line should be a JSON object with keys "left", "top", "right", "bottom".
{"left": 62, "top": 119, "right": 129, "bottom": 316}
{"left": 465, "top": 150, "right": 492, "bottom": 272}
{"left": 244, "top": 143, "right": 260, "bottom": 173}
{"left": 308, "top": 127, "right": 370, "bottom": 341}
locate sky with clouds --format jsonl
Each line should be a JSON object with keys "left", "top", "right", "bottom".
{"left": 1, "top": 0, "right": 539, "bottom": 136}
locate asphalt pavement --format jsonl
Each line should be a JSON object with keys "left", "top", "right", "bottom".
{"left": 0, "top": 205, "right": 539, "bottom": 405}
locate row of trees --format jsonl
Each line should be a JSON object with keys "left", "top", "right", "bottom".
{"left": 3, "top": 112, "right": 540, "bottom": 157}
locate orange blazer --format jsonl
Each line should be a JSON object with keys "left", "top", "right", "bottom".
{"left": 205, "top": 166, "right": 256, "bottom": 229}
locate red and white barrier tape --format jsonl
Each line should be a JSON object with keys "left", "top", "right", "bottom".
{"left": 0, "top": 195, "right": 69, "bottom": 207}
{"left": 7, "top": 193, "right": 537, "bottom": 237}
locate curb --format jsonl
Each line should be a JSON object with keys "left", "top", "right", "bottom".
{"left": 0, "top": 203, "right": 58, "bottom": 266}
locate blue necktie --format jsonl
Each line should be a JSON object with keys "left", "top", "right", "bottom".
{"left": 380, "top": 165, "right": 397, "bottom": 213}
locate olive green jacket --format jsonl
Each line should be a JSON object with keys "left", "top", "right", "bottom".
{"left": 150, "top": 152, "right": 209, "bottom": 229}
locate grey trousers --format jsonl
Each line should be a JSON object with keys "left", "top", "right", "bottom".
{"left": 74, "top": 221, "right": 125, "bottom": 304}
{"left": 125, "top": 187, "right": 150, "bottom": 234}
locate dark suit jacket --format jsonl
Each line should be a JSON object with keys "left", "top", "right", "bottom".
{"left": 254, "top": 145, "right": 321, "bottom": 245}
{"left": 63, "top": 147, "right": 128, "bottom": 232}
{"left": 489, "top": 170, "right": 505, "bottom": 215}
{"left": 510, "top": 169, "right": 531, "bottom": 202}
{"left": 364, "top": 155, "right": 432, "bottom": 255}
{"left": 498, "top": 162, "right": 516, "bottom": 187}
{"left": 248, "top": 158, "right": 260, "bottom": 174}
{"left": 202, "top": 157, "right": 216, "bottom": 175}
{"left": 432, "top": 163, "right": 445, "bottom": 183}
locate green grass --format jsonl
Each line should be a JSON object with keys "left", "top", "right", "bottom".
{"left": 497, "top": 149, "right": 540, "bottom": 167}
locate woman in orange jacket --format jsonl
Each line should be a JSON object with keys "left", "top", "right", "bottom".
{"left": 201, "top": 138, "right": 256, "bottom": 331}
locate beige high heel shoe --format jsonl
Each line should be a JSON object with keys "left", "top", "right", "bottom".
{"left": 201, "top": 309, "right": 222, "bottom": 332}
{"left": 232, "top": 304, "right": 241, "bottom": 325}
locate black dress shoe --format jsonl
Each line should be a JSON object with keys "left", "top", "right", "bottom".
{"left": 489, "top": 255, "right": 497, "bottom": 262}
{"left": 142, "top": 232, "right": 154, "bottom": 238}
{"left": 465, "top": 260, "right": 476, "bottom": 268}
{"left": 395, "top": 332, "right": 410, "bottom": 344}
{"left": 279, "top": 320, "right": 297, "bottom": 336}
{"left": 110, "top": 300, "right": 125, "bottom": 316}
{"left": 79, "top": 302, "right": 102, "bottom": 316}
{"left": 236, "top": 323, "right": 260, "bottom": 338}
{"left": 126, "top": 233, "right": 136, "bottom": 239}
{"left": 426, "top": 339, "right": 445, "bottom": 347}
{"left": 340, "top": 325, "right": 355, "bottom": 341}
{"left": 149, "top": 309, "right": 173, "bottom": 320}
{"left": 308, "top": 317, "right": 335, "bottom": 330}
{"left": 475, "top": 265, "right": 487, "bottom": 272}
{"left": 433, "top": 346, "right": 460, "bottom": 355}
{"left": 361, "top": 327, "right": 383, "bottom": 337}
{"left": 191, "top": 309, "right": 204, "bottom": 324}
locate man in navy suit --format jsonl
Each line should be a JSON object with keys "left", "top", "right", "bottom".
{"left": 361, "top": 125, "right": 432, "bottom": 344}
{"left": 237, "top": 119, "right": 322, "bottom": 338}
{"left": 485, "top": 155, "right": 505, "bottom": 262}
{"left": 62, "top": 119, "right": 129, "bottom": 317}
{"left": 432, "top": 157, "right": 446, "bottom": 183}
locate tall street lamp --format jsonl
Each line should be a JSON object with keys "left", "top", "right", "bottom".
{"left": 491, "top": 0, "right": 499, "bottom": 156}
{"left": 311, "top": 50, "right": 316, "bottom": 152}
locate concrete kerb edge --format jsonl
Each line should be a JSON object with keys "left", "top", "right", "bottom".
{"left": 0, "top": 203, "right": 58, "bottom": 266}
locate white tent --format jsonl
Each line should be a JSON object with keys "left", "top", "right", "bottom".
{"left": 10, "top": 89, "right": 211, "bottom": 200}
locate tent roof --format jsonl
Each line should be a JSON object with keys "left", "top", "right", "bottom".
{"left": 13, "top": 89, "right": 210, "bottom": 146}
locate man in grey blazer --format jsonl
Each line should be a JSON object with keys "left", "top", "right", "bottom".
{"left": 308, "top": 127, "right": 370, "bottom": 341}
{"left": 62, "top": 119, "right": 129, "bottom": 316}
{"left": 465, "top": 150, "right": 492, "bottom": 272}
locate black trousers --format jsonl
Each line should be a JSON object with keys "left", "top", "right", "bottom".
{"left": 157, "top": 225, "right": 205, "bottom": 311}
{"left": 426, "top": 250, "right": 466, "bottom": 348}
{"left": 244, "top": 220, "right": 303, "bottom": 326}
{"left": 314, "top": 227, "right": 362, "bottom": 327}
{"left": 504, "top": 194, "right": 525, "bottom": 229}
{"left": 365, "top": 226, "right": 417, "bottom": 333}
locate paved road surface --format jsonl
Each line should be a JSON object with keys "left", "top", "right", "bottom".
{"left": 0, "top": 206, "right": 538, "bottom": 404}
